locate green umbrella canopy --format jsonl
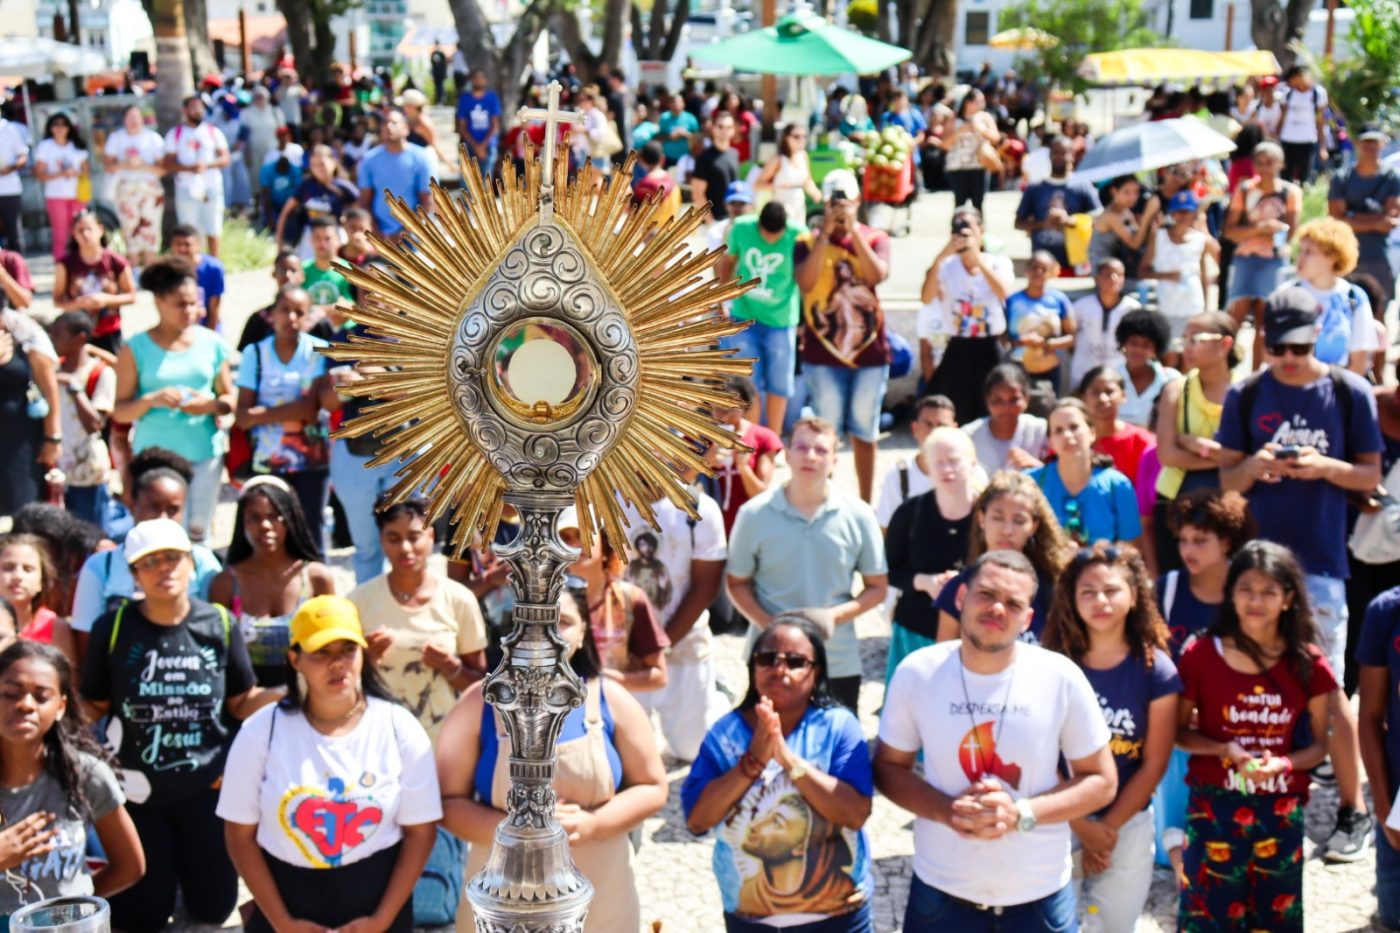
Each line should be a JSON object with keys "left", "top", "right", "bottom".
{"left": 691, "top": 12, "right": 912, "bottom": 76}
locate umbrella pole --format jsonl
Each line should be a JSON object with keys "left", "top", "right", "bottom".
{"left": 761, "top": 0, "right": 776, "bottom": 127}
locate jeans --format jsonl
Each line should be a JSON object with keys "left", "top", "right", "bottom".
{"left": 903, "top": 873, "right": 1076, "bottom": 932}
{"left": 0, "top": 194, "right": 20, "bottom": 251}
{"left": 728, "top": 321, "right": 797, "bottom": 399}
{"left": 1378, "top": 818, "right": 1400, "bottom": 930}
{"left": 1305, "top": 573, "right": 1348, "bottom": 681}
{"left": 65, "top": 483, "right": 110, "bottom": 529}
{"left": 1075, "top": 807, "right": 1155, "bottom": 933}
{"left": 329, "top": 436, "right": 399, "bottom": 584}
{"left": 803, "top": 363, "right": 890, "bottom": 443}
{"left": 1281, "top": 141, "right": 1317, "bottom": 184}
{"left": 185, "top": 455, "right": 224, "bottom": 544}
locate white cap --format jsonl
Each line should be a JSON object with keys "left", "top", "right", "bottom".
{"left": 558, "top": 506, "right": 580, "bottom": 533}
{"left": 821, "top": 169, "right": 860, "bottom": 202}
{"left": 124, "top": 519, "right": 192, "bottom": 566}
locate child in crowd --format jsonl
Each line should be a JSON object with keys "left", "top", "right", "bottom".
{"left": 1079, "top": 366, "right": 1156, "bottom": 488}
{"left": 1280, "top": 217, "right": 1376, "bottom": 374}
{"left": 0, "top": 534, "right": 61, "bottom": 654}
{"left": 168, "top": 223, "right": 226, "bottom": 331}
{"left": 1005, "top": 250, "right": 1076, "bottom": 401}
{"left": 338, "top": 206, "right": 380, "bottom": 268}
{"left": 50, "top": 311, "right": 115, "bottom": 527}
{"left": 239, "top": 250, "right": 324, "bottom": 350}
{"left": 0, "top": 642, "right": 144, "bottom": 918}
{"left": 1143, "top": 192, "right": 1219, "bottom": 358}
{"left": 1044, "top": 543, "right": 1179, "bottom": 933}
{"left": 1176, "top": 541, "right": 1334, "bottom": 933}
{"left": 935, "top": 469, "right": 1073, "bottom": 644}
{"left": 1071, "top": 258, "right": 1141, "bottom": 389}
{"left": 1114, "top": 310, "right": 1180, "bottom": 428}
{"left": 302, "top": 216, "right": 353, "bottom": 329}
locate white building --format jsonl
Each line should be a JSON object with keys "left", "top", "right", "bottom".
{"left": 954, "top": 0, "right": 1353, "bottom": 78}
{"left": 34, "top": 0, "right": 154, "bottom": 70}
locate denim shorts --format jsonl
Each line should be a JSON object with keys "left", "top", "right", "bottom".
{"left": 728, "top": 321, "right": 797, "bottom": 398}
{"left": 803, "top": 363, "right": 889, "bottom": 443}
{"left": 1228, "top": 254, "right": 1284, "bottom": 302}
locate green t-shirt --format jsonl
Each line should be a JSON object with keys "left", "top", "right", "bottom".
{"left": 303, "top": 260, "right": 353, "bottom": 308}
{"left": 657, "top": 111, "right": 698, "bottom": 166}
{"left": 727, "top": 215, "right": 808, "bottom": 328}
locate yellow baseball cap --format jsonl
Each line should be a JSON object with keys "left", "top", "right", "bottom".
{"left": 289, "top": 596, "right": 369, "bottom": 653}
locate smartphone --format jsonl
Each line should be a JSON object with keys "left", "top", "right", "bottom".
{"left": 1273, "top": 445, "right": 1301, "bottom": 460}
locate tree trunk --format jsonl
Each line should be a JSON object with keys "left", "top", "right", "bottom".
{"left": 183, "top": 0, "right": 217, "bottom": 79}
{"left": 550, "top": 10, "right": 599, "bottom": 79}
{"left": 274, "top": 0, "right": 315, "bottom": 85}
{"left": 152, "top": 0, "right": 192, "bottom": 247}
{"left": 877, "top": 0, "right": 892, "bottom": 42}
{"left": 1251, "top": 0, "right": 1312, "bottom": 68}
{"left": 660, "top": 0, "right": 689, "bottom": 62}
{"left": 598, "top": 0, "right": 627, "bottom": 70}
{"left": 447, "top": 0, "right": 505, "bottom": 97}
{"left": 310, "top": 0, "right": 338, "bottom": 88}
{"left": 914, "top": 0, "right": 957, "bottom": 75}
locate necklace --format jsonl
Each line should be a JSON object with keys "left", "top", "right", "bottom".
{"left": 957, "top": 646, "right": 1018, "bottom": 779}
{"left": 307, "top": 695, "right": 365, "bottom": 729}
{"left": 390, "top": 576, "right": 427, "bottom": 604}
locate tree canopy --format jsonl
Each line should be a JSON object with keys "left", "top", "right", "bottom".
{"left": 997, "top": 0, "right": 1163, "bottom": 94}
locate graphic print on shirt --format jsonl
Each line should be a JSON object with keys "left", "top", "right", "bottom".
{"left": 1218, "top": 683, "right": 1297, "bottom": 794}
{"left": 718, "top": 771, "right": 862, "bottom": 918}
{"left": 118, "top": 639, "right": 221, "bottom": 781}
{"left": 280, "top": 775, "right": 385, "bottom": 868}
{"left": 743, "top": 247, "right": 786, "bottom": 304}
{"left": 1098, "top": 692, "right": 1143, "bottom": 762}
{"left": 805, "top": 256, "right": 883, "bottom": 366}
{"left": 11, "top": 822, "right": 85, "bottom": 905}
{"left": 1254, "top": 410, "right": 1331, "bottom": 453}
{"left": 952, "top": 692, "right": 1030, "bottom": 788}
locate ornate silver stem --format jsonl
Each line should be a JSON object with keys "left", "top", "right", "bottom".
{"left": 466, "top": 491, "right": 593, "bottom": 933}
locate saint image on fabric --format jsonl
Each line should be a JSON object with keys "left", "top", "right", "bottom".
{"left": 722, "top": 779, "right": 861, "bottom": 919}
{"left": 807, "top": 259, "right": 881, "bottom": 366}
{"left": 626, "top": 531, "right": 672, "bottom": 614}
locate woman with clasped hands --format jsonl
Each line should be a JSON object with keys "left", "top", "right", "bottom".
{"left": 682, "top": 612, "right": 875, "bottom": 933}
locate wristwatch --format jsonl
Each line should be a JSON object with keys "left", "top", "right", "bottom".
{"left": 786, "top": 758, "right": 809, "bottom": 782}
{"left": 1014, "top": 797, "right": 1038, "bottom": 834}
{"left": 43, "top": 435, "right": 62, "bottom": 445}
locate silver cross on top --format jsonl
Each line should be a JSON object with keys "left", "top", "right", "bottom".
{"left": 517, "top": 81, "right": 583, "bottom": 221}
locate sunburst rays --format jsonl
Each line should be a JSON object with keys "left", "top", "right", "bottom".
{"left": 322, "top": 144, "right": 754, "bottom": 558}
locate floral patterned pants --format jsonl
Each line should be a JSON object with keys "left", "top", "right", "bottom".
{"left": 1178, "top": 786, "right": 1305, "bottom": 932}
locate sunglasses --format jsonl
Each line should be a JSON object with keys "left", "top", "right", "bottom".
{"left": 1267, "top": 343, "right": 1314, "bottom": 357}
{"left": 1074, "top": 545, "right": 1123, "bottom": 565}
{"left": 1063, "top": 499, "right": 1085, "bottom": 543}
{"left": 754, "top": 650, "right": 815, "bottom": 672}
{"left": 1184, "top": 333, "right": 1225, "bottom": 346}
{"left": 132, "top": 551, "right": 185, "bottom": 573}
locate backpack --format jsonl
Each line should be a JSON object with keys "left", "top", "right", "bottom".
{"left": 107, "top": 599, "right": 229, "bottom": 654}
{"left": 1350, "top": 458, "right": 1400, "bottom": 564}
{"left": 1232, "top": 365, "right": 1354, "bottom": 455}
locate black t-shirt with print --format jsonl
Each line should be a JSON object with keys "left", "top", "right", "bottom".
{"left": 80, "top": 598, "right": 256, "bottom": 806}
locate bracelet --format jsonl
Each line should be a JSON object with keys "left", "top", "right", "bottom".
{"left": 43, "top": 435, "right": 61, "bottom": 444}
{"left": 739, "top": 752, "right": 762, "bottom": 780}
{"left": 1281, "top": 756, "right": 1294, "bottom": 776}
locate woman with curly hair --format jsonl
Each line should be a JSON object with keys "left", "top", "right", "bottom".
{"left": 934, "top": 470, "right": 1073, "bottom": 646}
{"left": 1276, "top": 216, "right": 1374, "bottom": 374}
{"left": 1043, "top": 543, "right": 1179, "bottom": 932}
{"left": 1175, "top": 541, "right": 1334, "bottom": 933}
{"left": 0, "top": 641, "right": 143, "bottom": 919}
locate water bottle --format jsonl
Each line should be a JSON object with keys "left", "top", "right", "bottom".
{"left": 44, "top": 468, "right": 65, "bottom": 506}
{"left": 1082, "top": 903, "right": 1105, "bottom": 933}
{"left": 1273, "top": 226, "right": 1289, "bottom": 257}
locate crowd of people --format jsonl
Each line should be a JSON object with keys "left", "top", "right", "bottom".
{"left": 0, "top": 48, "right": 1391, "bottom": 933}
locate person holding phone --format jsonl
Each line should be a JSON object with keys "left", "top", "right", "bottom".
{"left": 917, "top": 205, "right": 1013, "bottom": 422}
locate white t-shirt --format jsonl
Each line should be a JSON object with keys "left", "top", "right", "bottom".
{"left": 876, "top": 455, "right": 934, "bottom": 528}
{"left": 917, "top": 254, "right": 1014, "bottom": 340}
{"left": 163, "top": 122, "right": 229, "bottom": 193}
{"left": 280, "top": 84, "right": 307, "bottom": 125}
{"left": 621, "top": 490, "right": 727, "bottom": 626}
{"left": 1288, "top": 277, "right": 1378, "bottom": 356}
{"left": 1278, "top": 86, "right": 1327, "bottom": 144}
{"left": 0, "top": 120, "right": 28, "bottom": 196}
{"left": 216, "top": 698, "right": 442, "bottom": 869}
{"left": 878, "top": 641, "right": 1110, "bottom": 906}
{"left": 1070, "top": 293, "right": 1141, "bottom": 388}
{"left": 1248, "top": 99, "right": 1283, "bottom": 137}
{"left": 103, "top": 128, "right": 165, "bottom": 188}
{"left": 1151, "top": 228, "right": 1207, "bottom": 320}
{"left": 33, "top": 139, "right": 84, "bottom": 200}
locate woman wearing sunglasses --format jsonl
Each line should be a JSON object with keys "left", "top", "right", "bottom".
{"left": 682, "top": 611, "right": 874, "bottom": 933}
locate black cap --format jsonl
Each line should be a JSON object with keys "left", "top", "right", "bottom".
{"left": 1263, "top": 287, "right": 1319, "bottom": 349}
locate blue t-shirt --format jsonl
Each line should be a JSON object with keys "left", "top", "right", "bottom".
{"left": 259, "top": 160, "right": 301, "bottom": 211}
{"left": 681, "top": 705, "right": 873, "bottom": 921}
{"left": 357, "top": 145, "right": 433, "bottom": 235}
{"left": 456, "top": 90, "right": 502, "bottom": 144}
{"left": 1081, "top": 648, "right": 1181, "bottom": 813}
{"left": 1005, "top": 288, "right": 1073, "bottom": 359}
{"left": 1015, "top": 178, "right": 1102, "bottom": 266}
{"left": 1155, "top": 570, "right": 1222, "bottom": 661}
{"left": 657, "top": 111, "right": 699, "bottom": 166}
{"left": 1215, "top": 367, "right": 1382, "bottom": 579}
{"left": 935, "top": 566, "right": 1053, "bottom": 644}
{"left": 195, "top": 254, "right": 225, "bottom": 319}
{"left": 1030, "top": 464, "right": 1141, "bottom": 545}
{"left": 235, "top": 333, "right": 330, "bottom": 473}
{"left": 1357, "top": 586, "right": 1400, "bottom": 785}
{"left": 474, "top": 679, "right": 621, "bottom": 801}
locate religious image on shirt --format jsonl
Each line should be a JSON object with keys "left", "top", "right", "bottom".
{"left": 280, "top": 774, "right": 385, "bottom": 868}
{"left": 805, "top": 258, "right": 882, "bottom": 366}
{"left": 720, "top": 773, "right": 863, "bottom": 919}
{"left": 625, "top": 531, "right": 672, "bottom": 615}
{"left": 955, "top": 721, "right": 1023, "bottom": 789}
{"left": 112, "top": 638, "right": 223, "bottom": 799}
